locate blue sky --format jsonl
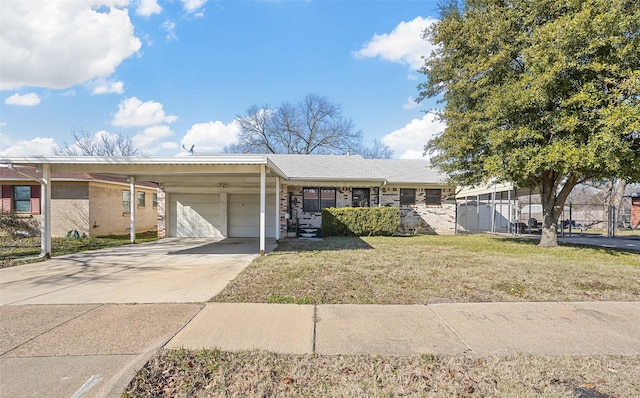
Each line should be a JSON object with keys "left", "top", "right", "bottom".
{"left": 0, "top": 0, "right": 445, "bottom": 158}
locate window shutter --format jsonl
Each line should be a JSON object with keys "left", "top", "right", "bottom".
{"left": 30, "top": 185, "right": 41, "bottom": 215}
{"left": 1, "top": 185, "right": 11, "bottom": 213}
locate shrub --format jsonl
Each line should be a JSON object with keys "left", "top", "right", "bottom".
{"left": 321, "top": 207, "right": 400, "bottom": 236}
{"left": 0, "top": 213, "right": 40, "bottom": 237}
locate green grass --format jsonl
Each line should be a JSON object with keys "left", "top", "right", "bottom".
{"left": 0, "top": 230, "right": 157, "bottom": 268}
{"left": 212, "top": 235, "right": 640, "bottom": 304}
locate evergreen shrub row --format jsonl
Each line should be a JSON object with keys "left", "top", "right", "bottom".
{"left": 321, "top": 207, "right": 400, "bottom": 236}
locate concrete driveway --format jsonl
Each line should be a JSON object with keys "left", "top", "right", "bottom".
{"left": 0, "top": 237, "right": 274, "bottom": 397}
{"left": 1, "top": 237, "right": 275, "bottom": 305}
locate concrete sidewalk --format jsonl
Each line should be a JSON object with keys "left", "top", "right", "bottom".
{"left": 167, "top": 301, "right": 640, "bottom": 356}
{"left": 0, "top": 303, "right": 203, "bottom": 398}
{"left": 558, "top": 236, "right": 640, "bottom": 252}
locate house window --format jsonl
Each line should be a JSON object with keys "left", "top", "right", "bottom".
{"left": 400, "top": 188, "right": 416, "bottom": 206}
{"left": 152, "top": 193, "right": 158, "bottom": 209}
{"left": 425, "top": 189, "right": 442, "bottom": 205}
{"left": 303, "top": 187, "right": 336, "bottom": 212}
{"left": 352, "top": 188, "right": 370, "bottom": 207}
{"left": 2, "top": 185, "right": 40, "bottom": 214}
{"left": 122, "top": 190, "right": 131, "bottom": 213}
{"left": 137, "top": 191, "right": 145, "bottom": 207}
{"left": 13, "top": 186, "right": 32, "bottom": 213}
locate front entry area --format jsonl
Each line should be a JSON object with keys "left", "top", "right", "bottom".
{"left": 168, "top": 192, "right": 276, "bottom": 238}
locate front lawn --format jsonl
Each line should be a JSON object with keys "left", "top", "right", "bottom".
{"left": 213, "top": 235, "right": 640, "bottom": 304}
{"left": 125, "top": 235, "right": 639, "bottom": 397}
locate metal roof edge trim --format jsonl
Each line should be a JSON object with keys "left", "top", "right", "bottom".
{"left": 0, "top": 155, "right": 269, "bottom": 165}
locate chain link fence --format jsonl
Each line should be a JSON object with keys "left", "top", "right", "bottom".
{"left": 456, "top": 192, "right": 637, "bottom": 238}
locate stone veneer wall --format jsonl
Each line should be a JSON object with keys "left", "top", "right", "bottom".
{"left": 157, "top": 187, "right": 167, "bottom": 238}
{"left": 282, "top": 184, "right": 456, "bottom": 235}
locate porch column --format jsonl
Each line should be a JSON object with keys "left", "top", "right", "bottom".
{"left": 275, "top": 177, "right": 280, "bottom": 240}
{"left": 40, "top": 163, "right": 51, "bottom": 258}
{"left": 129, "top": 176, "right": 136, "bottom": 244}
{"left": 260, "top": 165, "right": 266, "bottom": 255}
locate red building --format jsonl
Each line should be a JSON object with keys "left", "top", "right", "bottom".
{"left": 632, "top": 192, "right": 640, "bottom": 229}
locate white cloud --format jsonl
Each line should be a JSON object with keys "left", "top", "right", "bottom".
{"left": 381, "top": 111, "right": 446, "bottom": 159}
{"left": 160, "top": 141, "right": 179, "bottom": 150}
{"left": 0, "top": 135, "right": 56, "bottom": 156}
{"left": 4, "top": 93, "right": 41, "bottom": 106}
{"left": 112, "top": 97, "right": 177, "bottom": 127}
{"left": 354, "top": 16, "right": 436, "bottom": 70}
{"left": 90, "top": 78, "right": 124, "bottom": 95}
{"left": 181, "top": 0, "right": 207, "bottom": 14}
{"left": 181, "top": 120, "right": 240, "bottom": 154}
{"left": 162, "top": 19, "right": 178, "bottom": 42}
{"left": 0, "top": 1, "right": 141, "bottom": 90}
{"left": 132, "top": 125, "right": 175, "bottom": 153}
{"left": 402, "top": 96, "right": 419, "bottom": 110}
{"left": 136, "top": 0, "right": 162, "bottom": 17}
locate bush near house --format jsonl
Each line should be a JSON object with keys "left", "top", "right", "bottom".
{"left": 321, "top": 207, "right": 400, "bottom": 236}
{"left": 0, "top": 213, "right": 40, "bottom": 237}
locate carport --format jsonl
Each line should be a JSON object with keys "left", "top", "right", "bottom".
{"left": 1, "top": 155, "right": 287, "bottom": 256}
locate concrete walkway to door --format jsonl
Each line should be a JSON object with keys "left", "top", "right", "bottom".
{"left": 0, "top": 237, "right": 276, "bottom": 305}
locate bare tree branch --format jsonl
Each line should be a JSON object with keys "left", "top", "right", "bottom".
{"left": 235, "top": 94, "right": 362, "bottom": 155}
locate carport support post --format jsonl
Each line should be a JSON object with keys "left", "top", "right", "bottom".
{"left": 129, "top": 176, "right": 136, "bottom": 244}
{"left": 260, "top": 164, "right": 266, "bottom": 256}
{"left": 275, "top": 177, "right": 280, "bottom": 241}
{"left": 40, "top": 163, "right": 51, "bottom": 258}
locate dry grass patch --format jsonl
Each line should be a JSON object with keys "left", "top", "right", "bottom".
{"left": 124, "top": 349, "right": 640, "bottom": 397}
{"left": 213, "top": 235, "right": 640, "bottom": 304}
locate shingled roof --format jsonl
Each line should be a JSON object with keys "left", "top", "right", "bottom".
{"left": 268, "top": 155, "right": 448, "bottom": 184}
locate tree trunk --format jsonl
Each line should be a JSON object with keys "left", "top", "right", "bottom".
{"left": 601, "top": 179, "right": 626, "bottom": 235}
{"left": 538, "top": 172, "right": 578, "bottom": 248}
{"left": 539, "top": 200, "right": 560, "bottom": 247}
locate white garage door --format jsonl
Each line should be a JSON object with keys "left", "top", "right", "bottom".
{"left": 228, "top": 194, "right": 276, "bottom": 237}
{"left": 169, "top": 193, "right": 222, "bottom": 237}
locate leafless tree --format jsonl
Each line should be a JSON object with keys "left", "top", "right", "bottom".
{"left": 235, "top": 94, "right": 362, "bottom": 155}
{"left": 359, "top": 139, "right": 394, "bottom": 159}
{"left": 54, "top": 129, "right": 141, "bottom": 156}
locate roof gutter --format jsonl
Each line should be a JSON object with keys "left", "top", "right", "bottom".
{"left": 6, "top": 164, "right": 43, "bottom": 184}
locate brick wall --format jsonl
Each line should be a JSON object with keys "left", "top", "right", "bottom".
{"left": 89, "top": 182, "right": 157, "bottom": 237}
{"left": 632, "top": 197, "right": 640, "bottom": 228}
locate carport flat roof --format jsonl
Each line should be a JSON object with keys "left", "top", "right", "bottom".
{"left": 2, "top": 154, "right": 450, "bottom": 185}
{"left": 1, "top": 155, "right": 288, "bottom": 179}
{"left": 0, "top": 155, "right": 271, "bottom": 166}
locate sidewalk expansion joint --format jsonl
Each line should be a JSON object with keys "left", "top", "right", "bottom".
{"left": 427, "top": 305, "right": 476, "bottom": 355}
{"left": 161, "top": 303, "right": 206, "bottom": 350}
{"left": 312, "top": 304, "right": 318, "bottom": 354}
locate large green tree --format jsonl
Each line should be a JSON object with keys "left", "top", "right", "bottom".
{"left": 419, "top": 0, "right": 640, "bottom": 247}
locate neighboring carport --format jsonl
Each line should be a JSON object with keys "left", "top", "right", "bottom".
{"left": 0, "top": 155, "right": 287, "bottom": 256}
